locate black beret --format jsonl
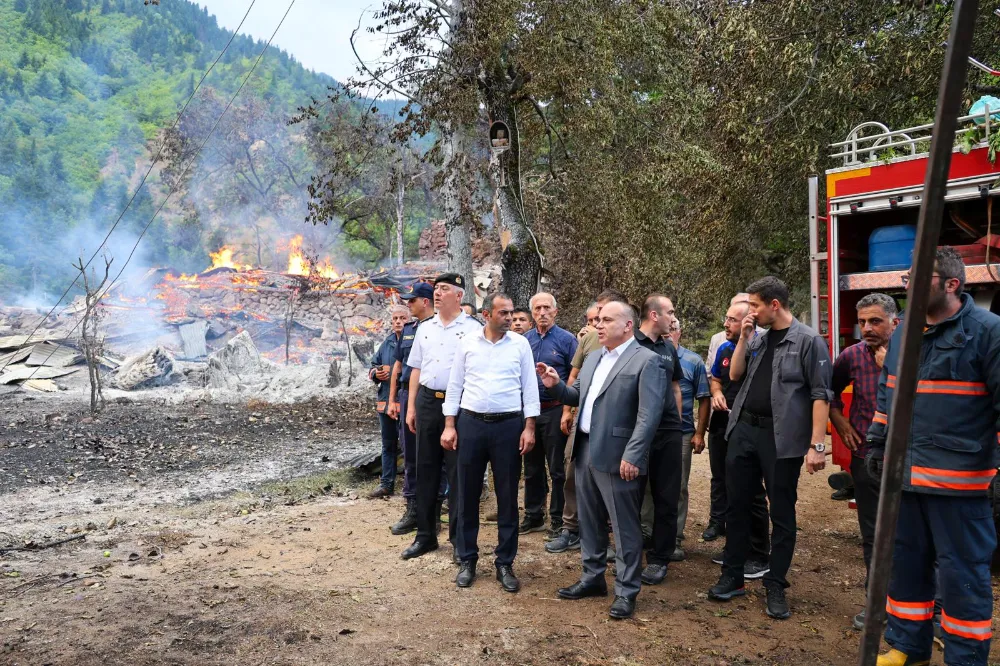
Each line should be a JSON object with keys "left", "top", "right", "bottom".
{"left": 433, "top": 272, "right": 465, "bottom": 289}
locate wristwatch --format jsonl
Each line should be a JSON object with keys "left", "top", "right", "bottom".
{"left": 812, "top": 441, "right": 827, "bottom": 453}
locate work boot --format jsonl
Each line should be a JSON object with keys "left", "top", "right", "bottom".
{"left": 367, "top": 486, "right": 392, "bottom": 499}
{"left": 390, "top": 499, "right": 417, "bottom": 535}
{"left": 875, "top": 649, "right": 930, "bottom": 666}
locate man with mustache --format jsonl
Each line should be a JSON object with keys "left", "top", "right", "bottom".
{"left": 830, "top": 292, "right": 898, "bottom": 631}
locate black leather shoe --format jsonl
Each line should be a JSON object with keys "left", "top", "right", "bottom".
{"left": 456, "top": 561, "right": 476, "bottom": 587}
{"left": 640, "top": 563, "right": 667, "bottom": 585}
{"left": 609, "top": 595, "right": 635, "bottom": 619}
{"left": 401, "top": 539, "right": 438, "bottom": 560}
{"left": 496, "top": 565, "right": 520, "bottom": 593}
{"left": 557, "top": 580, "right": 608, "bottom": 600}
{"left": 701, "top": 523, "right": 725, "bottom": 541}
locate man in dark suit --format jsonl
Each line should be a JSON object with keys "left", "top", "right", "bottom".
{"left": 537, "top": 301, "right": 666, "bottom": 619}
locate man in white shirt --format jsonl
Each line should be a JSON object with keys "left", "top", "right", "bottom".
{"left": 402, "top": 273, "right": 482, "bottom": 561}
{"left": 442, "top": 293, "right": 539, "bottom": 592}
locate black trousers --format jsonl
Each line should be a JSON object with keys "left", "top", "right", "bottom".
{"left": 523, "top": 405, "right": 567, "bottom": 526}
{"left": 724, "top": 420, "right": 802, "bottom": 589}
{"left": 709, "top": 426, "right": 770, "bottom": 562}
{"left": 455, "top": 411, "right": 523, "bottom": 566}
{"left": 414, "top": 386, "right": 458, "bottom": 544}
{"left": 851, "top": 454, "right": 878, "bottom": 587}
{"left": 638, "top": 430, "right": 683, "bottom": 566}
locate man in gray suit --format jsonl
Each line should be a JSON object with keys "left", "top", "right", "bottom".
{"left": 537, "top": 301, "right": 666, "bottom": 619}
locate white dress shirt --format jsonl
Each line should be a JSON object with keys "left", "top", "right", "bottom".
{"left": 406, "top": 312, "right": 482, "bottom": 390}
{"left": 443, "top": 329, "right": 540, "bottom": 418}
{"left": 579, "top": 337, "right": 635, "bottom": 434}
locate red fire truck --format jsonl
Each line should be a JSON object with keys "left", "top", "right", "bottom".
{"left": 810, "top": 108, "right": 1000, "bottom": 523}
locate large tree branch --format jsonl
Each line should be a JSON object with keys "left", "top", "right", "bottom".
{"left": 351, "top": 22, "right": 424, "bottom": 106}
{"left": 755, "top": 41, "right": 820, "bottom": 126}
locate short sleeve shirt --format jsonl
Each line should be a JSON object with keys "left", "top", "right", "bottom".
{"left": 677, "top": 346, "right": 710, "bottom": 433}
{"left": 572, "top": 329, "right": 602, "bottom": 370}
{"left": 634, "top": 329, "right": 684, "bottom": 432}
{"left": 406, "top": 313, "right": 482, "bottom": 391}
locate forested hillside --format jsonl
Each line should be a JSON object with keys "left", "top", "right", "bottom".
{"left": 0, "top": 0, "right": 424, "bottom": 303}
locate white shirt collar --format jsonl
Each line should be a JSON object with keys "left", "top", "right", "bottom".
{"left": 603, "top": 336, "right": 635, "bottom": 358}
{"left": 477, "top": 328, "right": 510, "bottom": 345}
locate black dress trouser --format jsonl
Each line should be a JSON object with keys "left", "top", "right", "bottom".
{"left": 638, "top": 430, "right": 683, "bottom": 566}
{"left": 708, "top": 426, "right": 770, "bottom": 562}
{"left": 455, "top": 411, "right": 523, "bottom": 566}
{"left": 414, "top": 386, "right": 458, "bottom": 545}
{"left": 851, "top": 454, "right": 879, "bottom": 587}
{"left": 724, "top": 420, "right": 801, "bottom": 589}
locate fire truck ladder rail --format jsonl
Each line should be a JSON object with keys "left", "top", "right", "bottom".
{"left": 831, "top": 107, "right": 999, "bottom": 166}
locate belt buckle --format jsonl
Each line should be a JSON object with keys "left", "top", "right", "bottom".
{"left": 434, "top": 391, "right": 445, "bottom": 399}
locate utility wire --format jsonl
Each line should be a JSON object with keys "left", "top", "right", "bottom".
{"left": 5, "top": 0, "right": 296, "bottom": 392}
{"left": 0, "top": 0, "right": 258, "bottom": 375}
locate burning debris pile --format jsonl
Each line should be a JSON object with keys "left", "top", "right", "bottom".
{"left": 0, "top": 237, "right": 444, "bottom": 399}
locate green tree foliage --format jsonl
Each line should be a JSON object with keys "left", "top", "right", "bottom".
{"left": 0, "top": 0, "right": 335, "bottom": 300}
{"left": 346, "top": 0, "right": 1000, "bottom": 335}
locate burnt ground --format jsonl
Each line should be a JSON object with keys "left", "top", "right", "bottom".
{"left": 0, "top": 393, "right": 998, "bottom": 665}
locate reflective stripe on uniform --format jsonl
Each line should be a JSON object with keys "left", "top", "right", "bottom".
{"left": 885, "top": 375, "right": 988, "bottom": 396}
{"left": 886, "top": 597, "right": 934, "bottom": 621}
{"left": 873, "top": 411, "right": 887, "bottom": 425}
{"left": 941, "top": 610, "right": 993, "bottom": 640}
{"left": 910, "top": 466, "right": 997, "bottom": 492}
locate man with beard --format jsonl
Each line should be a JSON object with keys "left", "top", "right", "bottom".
{"left": 708, "top": 276, "right": 832, "bottom": 621}
{"left": 869, "top": 248, "right": 1000, "bottom": 666}
{"left": 444, "top": 293, "right": 539, "bottom": 592}
{"left": 706, "top": 299, "right": 770, "bottom": 579}
{"left": 830, "top": 292, "right": 898, "bottom": 630}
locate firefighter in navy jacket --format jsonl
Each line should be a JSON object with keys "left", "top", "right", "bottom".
{"left": 866, "top": 248, "right": 1000, "bottom": 666}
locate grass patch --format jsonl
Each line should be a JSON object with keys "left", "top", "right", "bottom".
{"left": 262, "top": 468, "right": 377, "bottom": 505}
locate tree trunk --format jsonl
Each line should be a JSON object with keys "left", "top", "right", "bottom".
{"left": 483, "top": 80, "right": 540, "bottom": 309}
{"left": 395, "top": 173, "right": 405, "bottom": 267}
{"left": 441, "top": 122, "right": 475, "bottom": 296}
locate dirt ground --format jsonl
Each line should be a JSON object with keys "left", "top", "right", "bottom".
{"left": 1, "top": 394, "right": 998, "bottom": 665}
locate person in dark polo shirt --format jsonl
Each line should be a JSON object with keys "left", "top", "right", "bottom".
{"left": 708, "top": 276, "right": 832, "bottom": 621}
{"left": 633, "top": 293, "right": 684, "bottom": 586}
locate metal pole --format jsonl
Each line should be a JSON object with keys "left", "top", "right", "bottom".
{"left": 857, "top": 2, "right": 979, "bottom": 664}
{"left": 808, "top": 175, "right": 822, "bottom": 331}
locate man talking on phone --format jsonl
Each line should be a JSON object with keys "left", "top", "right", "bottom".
{"left": 707, "top": 277, "right": 832, "bottom": 621}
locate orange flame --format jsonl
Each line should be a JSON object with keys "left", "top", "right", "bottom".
{"left": 209, "top": 246, "right": 238, "bottom": 270}
{"left": 287, "top": 235, "right": 309, "bottom": 276}
{"left": 286, "top": 235, "right": 340, "bottom": 278}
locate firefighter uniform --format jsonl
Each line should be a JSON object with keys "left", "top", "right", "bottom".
{"left": 867, "top": 293, "right": 1000, "bottom": 666}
